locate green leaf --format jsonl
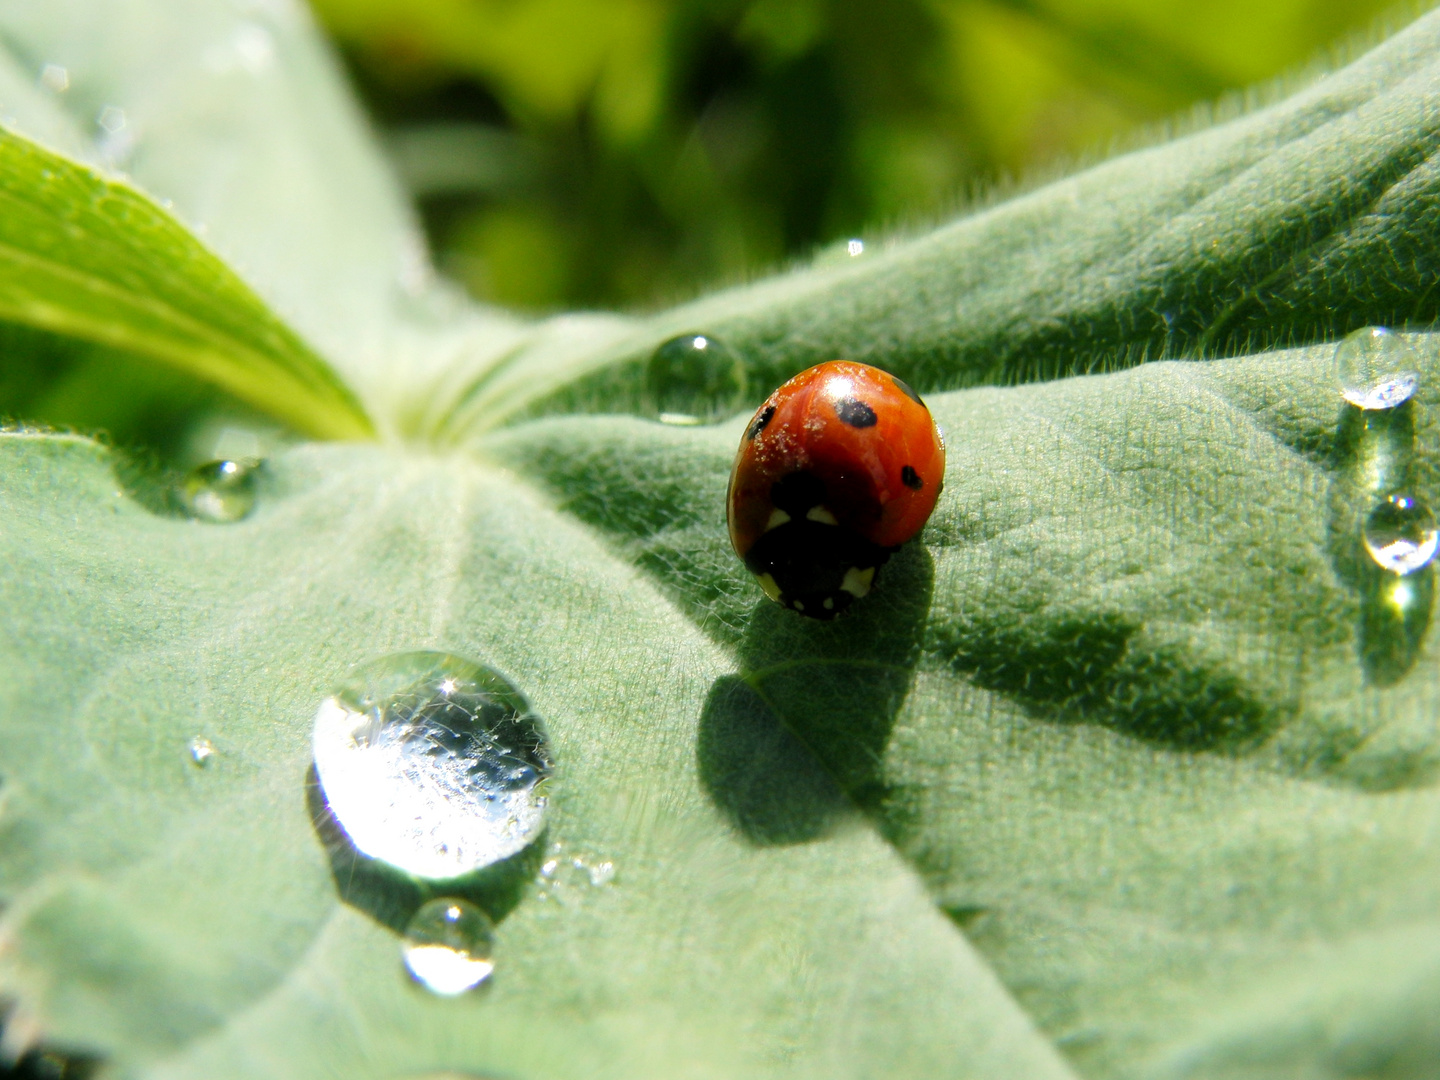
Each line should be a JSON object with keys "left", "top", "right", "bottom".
{"left": 5, "top": 2, "right": 1440, "bottom": 1079}
{"left": 0, "top": 433, "right": 1073, "bottom": 1080}
{"left": 488, "top": 336, "right": 1440, "bottom": 1078}
{"left": 0, "top": 130, "right": 371, "bottom": 439}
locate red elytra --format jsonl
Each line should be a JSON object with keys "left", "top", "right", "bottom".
{"left": 727, "top": 360, "right": 945, "bottom": 618}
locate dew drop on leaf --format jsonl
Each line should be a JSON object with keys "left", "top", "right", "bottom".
{"left": 535, "top": 839, "right": 616, "bottom": 902}
{"left": 1335, "top": 326, "right": 1420, "bottom": 410}
{"left": 189, "top": 737, "right": 216, "bottom": 765}
{"left": 643, "top": 333, "right": 748, "bottom": 425}
{"left": 402, "top": 897, "right": 496, "bottom": 995}
{"left": 311, "top": 652, "right": 553, "bottom": 880}
{"left": 181, "top": 459, "right": 257, "bottom": 523}
{"left": 1364, "top": 494, "right": 1439, "bottom": 574}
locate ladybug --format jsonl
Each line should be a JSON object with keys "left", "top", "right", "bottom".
{"left": 727, "top": 360, "right": 945, "bottom": 618}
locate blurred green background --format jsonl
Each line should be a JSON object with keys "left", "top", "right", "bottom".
{"left": 315, "top": 0, "right": 1400, "bottom": 314}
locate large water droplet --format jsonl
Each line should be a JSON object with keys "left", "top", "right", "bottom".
{"left": 1335, "top": 327, "right": 1420, "bottom": 410}
{"left": 181, "top": 459, "right": 257, "bottom": 523}
{"left": 402, "top": 897, "right": 496, "bottom": 995}
{"left": 643, "top": 333, "right": 748, "bottom": 425}
{"left": 312, "top": 652, "right": 553, "bottom": 880}
{"left": 1364, "top": 494, "right": 1439, "bottom": 574}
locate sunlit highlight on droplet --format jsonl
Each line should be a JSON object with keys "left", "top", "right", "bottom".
{"left": 1364, "top": 494, "right": 1439, "bottom": 575}
{"left": 1335, "top": 327, "right": 1421, "bottom": 410}
{"left": 402, "top": 898, "right": 495, "bottom": 995}
{"left": 181, "top": 459, "right": 258, "bottom": 523}
{"left": 312, "top": 652, "right": 552, "bottom": 880}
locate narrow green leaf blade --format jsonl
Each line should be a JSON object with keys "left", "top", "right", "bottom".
{"left": 0, "top": 130, "right": 372, "bottom": 439}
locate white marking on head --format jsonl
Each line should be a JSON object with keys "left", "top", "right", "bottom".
{"left": 840, "top": 566, "right": 875, "bottom": 598}
{"left": 806, "top": 505, "right": 838, "bottom": 525}
{"left": 765, "top": 508, "right": 792, "bottom": 532}
{"left": 757, "top": 573, "right": 783, "bottom": 602}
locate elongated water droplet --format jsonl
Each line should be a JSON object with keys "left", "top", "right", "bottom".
{"left": 182, "top": 459, "right": 257, "bottom": 523}
{"left": 312, "top": 652, "right": 553, "bottom": 880}
{"left": 403, "top": 897, "right": 495, "bottom": 994}
{"left": 1364, "top": 494, "right": 1439, "bottom": 574}
{"left": 1335, "top": 327, "right": 1420, "bottom": 410}
{"left": 643, "top": 334, "right": 747, "bottom": 425}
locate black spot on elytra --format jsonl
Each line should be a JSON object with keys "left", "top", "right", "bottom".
{"left": 901, "top": 465, "right": 922, "bottom": 490}
{"left": 891, "top": 376, "right": 925, "bottom": 408}
{"left": 747, "top": 404, "right": 776, "bottom": 440}
{"left": 834, "top": 397, "right": 877, "bottom": 428}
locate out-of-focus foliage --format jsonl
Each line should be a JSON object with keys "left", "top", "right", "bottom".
{"left": 313, "top": 0, "right": 1400, "bottom": 312}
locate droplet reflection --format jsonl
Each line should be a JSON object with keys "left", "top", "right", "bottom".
{"left": 312, "top": 652, "right": 553, "bottom": 880}
{"left": 189, "top": 737, "right": 216, "bottom": 766}
{"left": 181, "top": 459, "right": 257, "bottom": 523}
{"left": 643, "top": 333, "right": 748, "bottom": 425}
{"left": 403, "top": 897, "right": 496, "bottom": 995}
{"left": 1363, "top": 494, "right": 1439, "bottom": 575}
{"left": 1335, "top": 326, "right": 1420, "bottom": 410}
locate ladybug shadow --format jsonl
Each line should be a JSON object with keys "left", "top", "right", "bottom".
{"left": 304, "top": 763, "right": 542, "bottom": 934}
{"left": 696, "top": 543, "right": 934, "bottom": 845}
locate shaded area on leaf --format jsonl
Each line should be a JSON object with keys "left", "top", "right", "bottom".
{"left": 699, "top": 544, "right": 933, "bottom": 839}
{"left": 0, "top": 1030, "right": 101, "bottom": 1080}
{"left": 696, "top": 676, "right": 849, "bottom": 845}
{"left": 305, "top": 765, "right": 540, "bottom": 934}
{"left": 937, "top": 612, "right": 1277, "bottom": 753}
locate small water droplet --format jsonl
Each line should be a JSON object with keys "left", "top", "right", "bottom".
{"left": 643, "top": 334, "right": 748, "bottom": 425}
{"left": 181, "top": 459, "right": 257, "bottom": 523}
{"left": 1335, "top": 327, "right": 1420, "bottom": 410}
{"left": 39, "top": 64, "right": 68, "bottom": 93}
{"left": 1364, "top": 494, "right": 1439, "bottom": 574}
{"left": 846, "top": 238, "right": 864, "bottom": 257}
{"left": 402, "top": 897, "right": 495, "bottom": 995}
{"left": 534, "top": 839, "right": 615, "bottom": 901}
{"left": 189, "top": 737, "right": 216, "bottom": 765}
{"left": 312, "top": 652, "right": 553, "bottom": 880}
